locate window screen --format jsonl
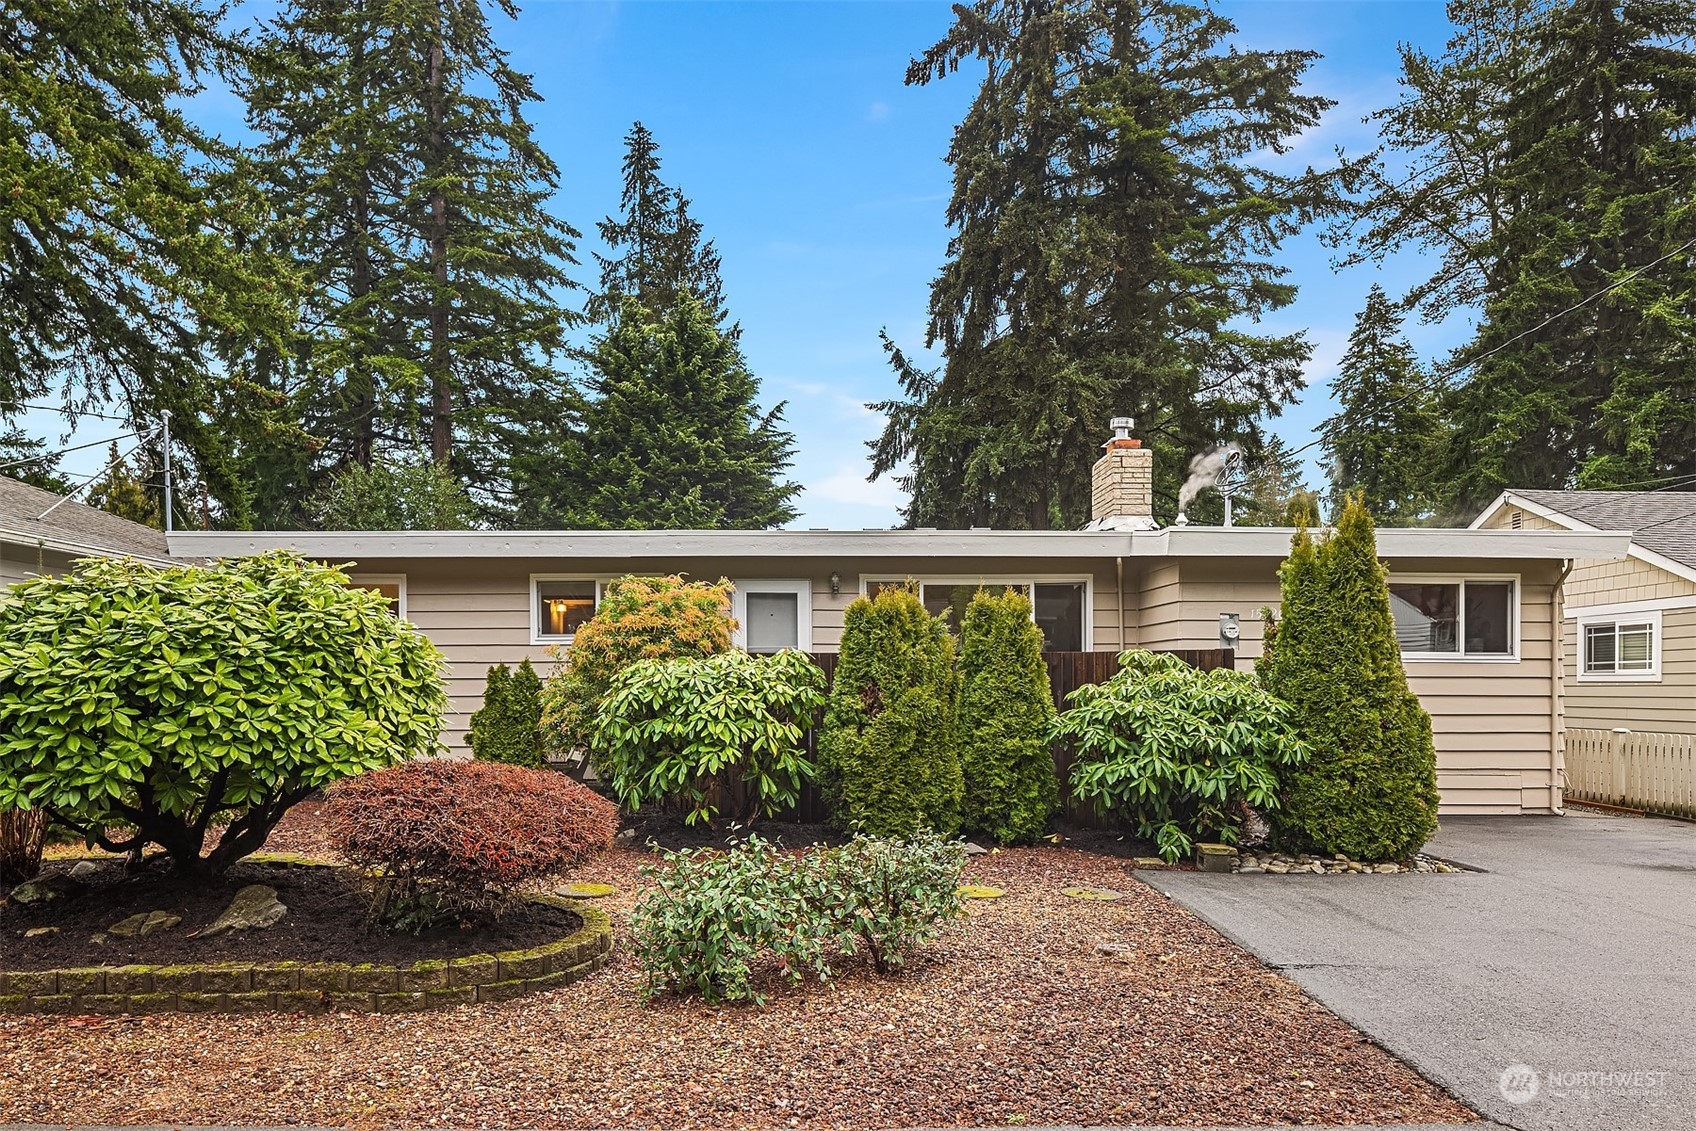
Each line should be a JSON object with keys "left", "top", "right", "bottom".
{"left": 1389, "top": 583, "right": 1459, "bottom": 652}
{"left": 745, "top": 592, "right": 800, "bottom": 653}
{"left": 536, "top": 579, "right": 596, "bottom": 637}
{"left": 1033, "top": 583, "right": 1085, "bottom": 651}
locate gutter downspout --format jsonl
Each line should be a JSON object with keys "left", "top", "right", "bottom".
{"left": 1115, "top": 556, "right": 1126, "bottom": 652}
{"left": 1551, "top": 558, "right": 1572, "bottom": 814}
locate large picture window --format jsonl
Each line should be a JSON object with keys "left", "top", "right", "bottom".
{"left": 1388, "top": 577, "right": 1516, "bottom": 659}
{"left": 532, "top": 577, "right": 598, "bottom": 642}
{"left": 1579, "top": 612, "right": 1660, "bottom": 681}
{"left": 863, "top": 578, "right": 1089, "bottom": 651}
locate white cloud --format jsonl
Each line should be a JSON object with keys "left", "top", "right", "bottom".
{"left": 867, "top": 101, "right": 891, "bottom": 123}
{"left": 811, "top": 465, "right": 908, "bottom": 510}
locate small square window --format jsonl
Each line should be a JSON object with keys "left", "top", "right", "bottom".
{"left": 536, "top": 579, "right": 596, "bottom": 639}
{"left": 745, "top": 592, "right": 800, "bottom": 653}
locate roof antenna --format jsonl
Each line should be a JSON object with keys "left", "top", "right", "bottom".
{"left": 162, "top": 410, "right": 173, "bottom": 534}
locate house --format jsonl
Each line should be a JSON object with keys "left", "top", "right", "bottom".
{"left": 156, "top": 432, "right": 1629, "bottom": 815}
{"left": 0, "top": 474, "right": 173, "bottom": 582}
{"left": 1472, "top": 490, "right": 1696, "bottom": 736}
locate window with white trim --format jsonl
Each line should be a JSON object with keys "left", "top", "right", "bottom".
{"left": 863, "top": 578, "right": 1089, "bottom": 651}
{"left": 1579, "top": 612, "right": 1660, "bottom": 681}
{"left": 532, "top": 577, "right": 598, "bottom": 642}
{"left": 348, "top": 573, "right": 406, "bottom": 619}
{"left": 731, "top": 579, "right": 812, "bottom": 654}
{"left": 1388, "top": 578, "right": 1516, "bottom": 659}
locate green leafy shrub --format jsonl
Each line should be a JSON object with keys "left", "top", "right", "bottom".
{"left": 1053, "top": 650, "right": 1308, "bottom": 861}
{"left": 814, "top": 832, "right": 967, "bottom": 973}
{"left": 629, "top": 835, "right": 836, "bottom": 1003}
{"left": 818, "top": 585, "right": 962, "bottom": 837}
{"left": 629, "top": 831, "right": 967, "bottom": 1003}
{"left": 540, "top": 575, "right": 733, "bottom": 755}
{"left": 1258, "top": 496, "right": 1441, "bottom": 860}
{"left": 467, "top": 658, "right": 544, "bottom": 768}
{"left": 593, "top": 650, "right": 827, "bottom": 824}
{"left": 0, "top": 552, "right": 446, "bottom": 876}
{"left": 326, "top": 758, "right": 618, "bottom": 926}
{"left": 957, "top": 588, "right": 1058, "bottom": 844}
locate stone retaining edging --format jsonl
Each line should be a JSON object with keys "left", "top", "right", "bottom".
{"left": 0, "top": 896, "right": 612, "bottom": 1015}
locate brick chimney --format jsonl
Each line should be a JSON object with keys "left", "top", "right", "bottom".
{"left": 1087, "top": 417, "right": 1157, "bottom": 531}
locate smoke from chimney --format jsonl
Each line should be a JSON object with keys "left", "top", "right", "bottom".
{"left": 1176, "top": 443, "right": 1242, "bottom": 517}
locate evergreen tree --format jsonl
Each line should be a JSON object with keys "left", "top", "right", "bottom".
{"left": 0, "top": 0, "right": 297, "bottom": 524}
{"left": 468, "top": 659, "right": 544, "bottom": 769}
{"left": 1258, "top": 497, "right": 1441, "bottom": 861}
{"left": 1231, "top": 437, "right": 1316, "bottom": 527}
{"left": 86, "top": 444, "right": 163, "bottom": 529}
{"left": 241, "top": 0, "right": 580, "bottom": 520}
{"left": 588, "top": 122, "right": 728, "bottom": 329}
{"left": 957, "top": 589, "right": 1058, "bottom": 845}
{"left": 1344, "top": 0, "right": 1696, "bottom": 514}
{"left": 870, "top": 0, "right": 1353, "bottom": 528}
{"left": 312, "top": 457, "right": 477, "bottom": 531}
{"left": 0, "top": 430, "right": 70, "bottom": 494}
{"left": 1321, "top": 286, "right": 1439, "bottom": 524}
{"left": 818, "top": 586, "right": 962, "bottom": 838}
{"left": 519, "top": 296, "right": 798, "bottom": 529}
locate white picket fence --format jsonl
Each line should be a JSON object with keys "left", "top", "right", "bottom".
{"left": 1565, "top": 728, "right": 1696, "bottom": 818}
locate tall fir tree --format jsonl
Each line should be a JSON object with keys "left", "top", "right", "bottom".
{"left": 1321, "top": 286, "right": 1439, "bottom": 524}
{"left": 870, "top": 0, "right": 1353, "bottom": 528}
{"left": 517, "top": 296, "right": 798, "bottom": 529}
{"left": 587, "top": 123, "right": 729, "bottom": 329}
{"left": 1232, "top": 437, "right": 1317, "bottom": 527}
{"left": 1343, "top": 0, "right": 1696, "bottom": 514}
{"left": 1, "top": 0, "right": 298, "bottom": 526}
{"left": 241, "top": 0, "right": 581, "bottom": 524}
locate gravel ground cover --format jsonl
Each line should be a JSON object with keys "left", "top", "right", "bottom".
{"left": 0, "top": 834, "right": 1477, "bottom": 1130}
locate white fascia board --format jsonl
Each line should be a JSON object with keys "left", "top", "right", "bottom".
{"left": 1565, "top": 593, "right": 1696, "bottom": 619}
{"left": 165, "top": 528, "right": 1142, "bottom": 561}
{"left": 1146, "top": 526, "right": 1630, "bottom": 561}
{"left": 1468, "top": 491, "right": 1595, "bottom": 532}
{"left": 0, "top": 527, "right": 176, "bottom": 567}
{"left": 1627, "top": 543, "right": 1696, "bottom": 587}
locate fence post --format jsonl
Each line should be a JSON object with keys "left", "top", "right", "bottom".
{"left": 1611, "top": 727, "right": 1631, "bottom": 804}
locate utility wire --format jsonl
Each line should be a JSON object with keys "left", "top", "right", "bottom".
{"left": 36, "top": 424, "right": 165, "bottom": 521}
{"left": 1, "top": 401, "right": 133, "bottom": 424}
{"left": 0, "top": 431, "right": 144, "bottom": 473}
{"left": 1290, "top": 233, "right": 1696, "bottom": 463}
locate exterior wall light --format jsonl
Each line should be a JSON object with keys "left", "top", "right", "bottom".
{"left": 829, "top": 571, "right": 842, "bottom": 596}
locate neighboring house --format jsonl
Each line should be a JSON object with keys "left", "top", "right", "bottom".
{"left": 0, "top": 475, "right": 172, "bottom": 582}
{"left": 1473, "top": 490, "right": 1696, "bottom": 738}
{"left": 166, "top": 432, "right": 1628, "bottom": 815}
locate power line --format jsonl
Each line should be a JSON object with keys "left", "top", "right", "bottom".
{"left": 0, "top": 431, "right": 145, "bottom": 473}
{"left": 1, "top": 401, "right": 133, "bottom": 424}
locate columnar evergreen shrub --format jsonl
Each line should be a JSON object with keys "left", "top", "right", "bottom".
{"left": 540, "top": 575, "right": 734, "bottom": 755}
{"left": 1258, "top": 496, "right": 1441, "bottom": 860}
{"left": 0, "top": 552, "right": 446, "bottom": 876}
{"left": 957, "top": 588, "right": 1058, "bottom": 844}
{"left": 593, "top": 650, "right": 827, "bottom": 824}
{"left": 468, "top": 658, "right": 545, "bottom": 768}
{"left": 817, "top": 585, "right": 962, "bottom": 837}
{"left": 1054, "top": 651, "right": 1308, "bottom": 861}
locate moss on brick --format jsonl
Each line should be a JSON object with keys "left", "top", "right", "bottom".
{"left": 374, "top": 992, "right": 427, "bottom": 1014}
{"left": 297, "top": 965, "right": 349, "bottom": 992}
{"left": 56, "top": 969, "right": 105, "bottom": 995}
{"left": 399, "top": 960, "right": 448, "bottom": 992}
{"left": 126, "top": 993, "right": 179, "bottom": 1014}
{"left": 448, "top": 955, "right": 499, "bottom": 987}
{"left": 252, "top": 966, "right": 300, "bottom": 992}
{"left": 105, "top": 966, "right": 155, "bottom": 994}
{"left": 150, "top": 966, "right": 202, "bottom": 994}
{"left": 175, "top": 993, "right": 228, "bottom": 1013}
{"left": 199, "top": 966, "right": 253, "bottom": 993}
{"left": 347, "top": 965, "right": 397, "bottom": 993}
{"left": 475, "top": 978, "right": 530, "bottom": 1004}
{"left": 74, "top": 994, "right": 128, "bottom": 1014}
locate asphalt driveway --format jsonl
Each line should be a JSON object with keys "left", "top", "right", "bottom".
{"left": 1142, "top": 813, "right": 1696, "bottom": 1131}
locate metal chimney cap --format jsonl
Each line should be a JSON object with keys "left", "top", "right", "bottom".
{"left": 1109, "top": 416, "right": 1136, "bottom": 439}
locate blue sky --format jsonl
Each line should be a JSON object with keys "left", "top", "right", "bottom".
{"left": 22, "top": 0, "right": 1478, "bottom": 528}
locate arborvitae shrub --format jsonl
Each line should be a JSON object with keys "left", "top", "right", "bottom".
{"left": 818, "top": 585, "right": 962, "bottom": 837}
{"left": 1258, "top": 495, "right": 1441, "bottom": 860}
{"left": 468, "top": 658, "right": 545, "bottom": 768}
{"left": 957, "top": 588, "right": 1058, "bottom": 844}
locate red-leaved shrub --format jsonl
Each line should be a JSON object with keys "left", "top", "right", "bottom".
{"left": 326, "top": 759, "right": 619, "bottom": 923}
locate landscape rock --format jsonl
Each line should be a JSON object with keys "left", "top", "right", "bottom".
{"left": 108, "top": 910, "right": 183, "bottom": 938}
{"left": 1131, "top": 856, "right": 1170, "bottom": 870}
{"left": 196, "top": 884, "right": 287, "bottom": 937}
{"left": 7, "top": 873, "right": 84, "bottom": 906}
{"left": 961, "top": 842, "right": 989, "bottom": 856}
{"left": 68, "top": 860, "right": 102, "bottom": 880}
{"left": 614, "top": 828, "right": 638, "bottom": 843}
{"left": 23, "top": 926, "right": 59, "bottom": 938}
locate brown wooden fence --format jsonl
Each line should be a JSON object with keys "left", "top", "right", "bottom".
{"left": 759, "top": 648, "right": 1234, "bottom": 826}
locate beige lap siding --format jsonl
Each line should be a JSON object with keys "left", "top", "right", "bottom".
{"left": 1564, "top": 607, "right": 1696, "bottom": 737}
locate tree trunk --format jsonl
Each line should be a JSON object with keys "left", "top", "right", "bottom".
{"left": 350, "top": 13, "right": 376, "bottom": 469}
{"left": 0, "top": 809, "right": 49, "bottom": 885}
{"left": 427, "top": 35, "right": 452, "bottom": 467}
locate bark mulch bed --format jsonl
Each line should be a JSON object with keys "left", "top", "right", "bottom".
{"left": 3, "top": 857, "right": 580, "bottom": 970}
{"left": 0, "top": 842, "right": 1479, "bottom": 1129}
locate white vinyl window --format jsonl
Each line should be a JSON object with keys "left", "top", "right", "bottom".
{"left": 862, "top": 577, "right": 1091, "bottom": 652}
{"left": 1388, "top": 576, "right": 1518, "bottom": 661}
{"left": 348, "top": 573, "right": 407, "bottom": 620}
{"left": 1579, "top": 612, "right": 1661, "bottom": 682}
{"left": 531, "top": 576, "right": 599, "bottom": 643}
{"left": 731, "top": 579, "right": 813, "bottom": 654}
